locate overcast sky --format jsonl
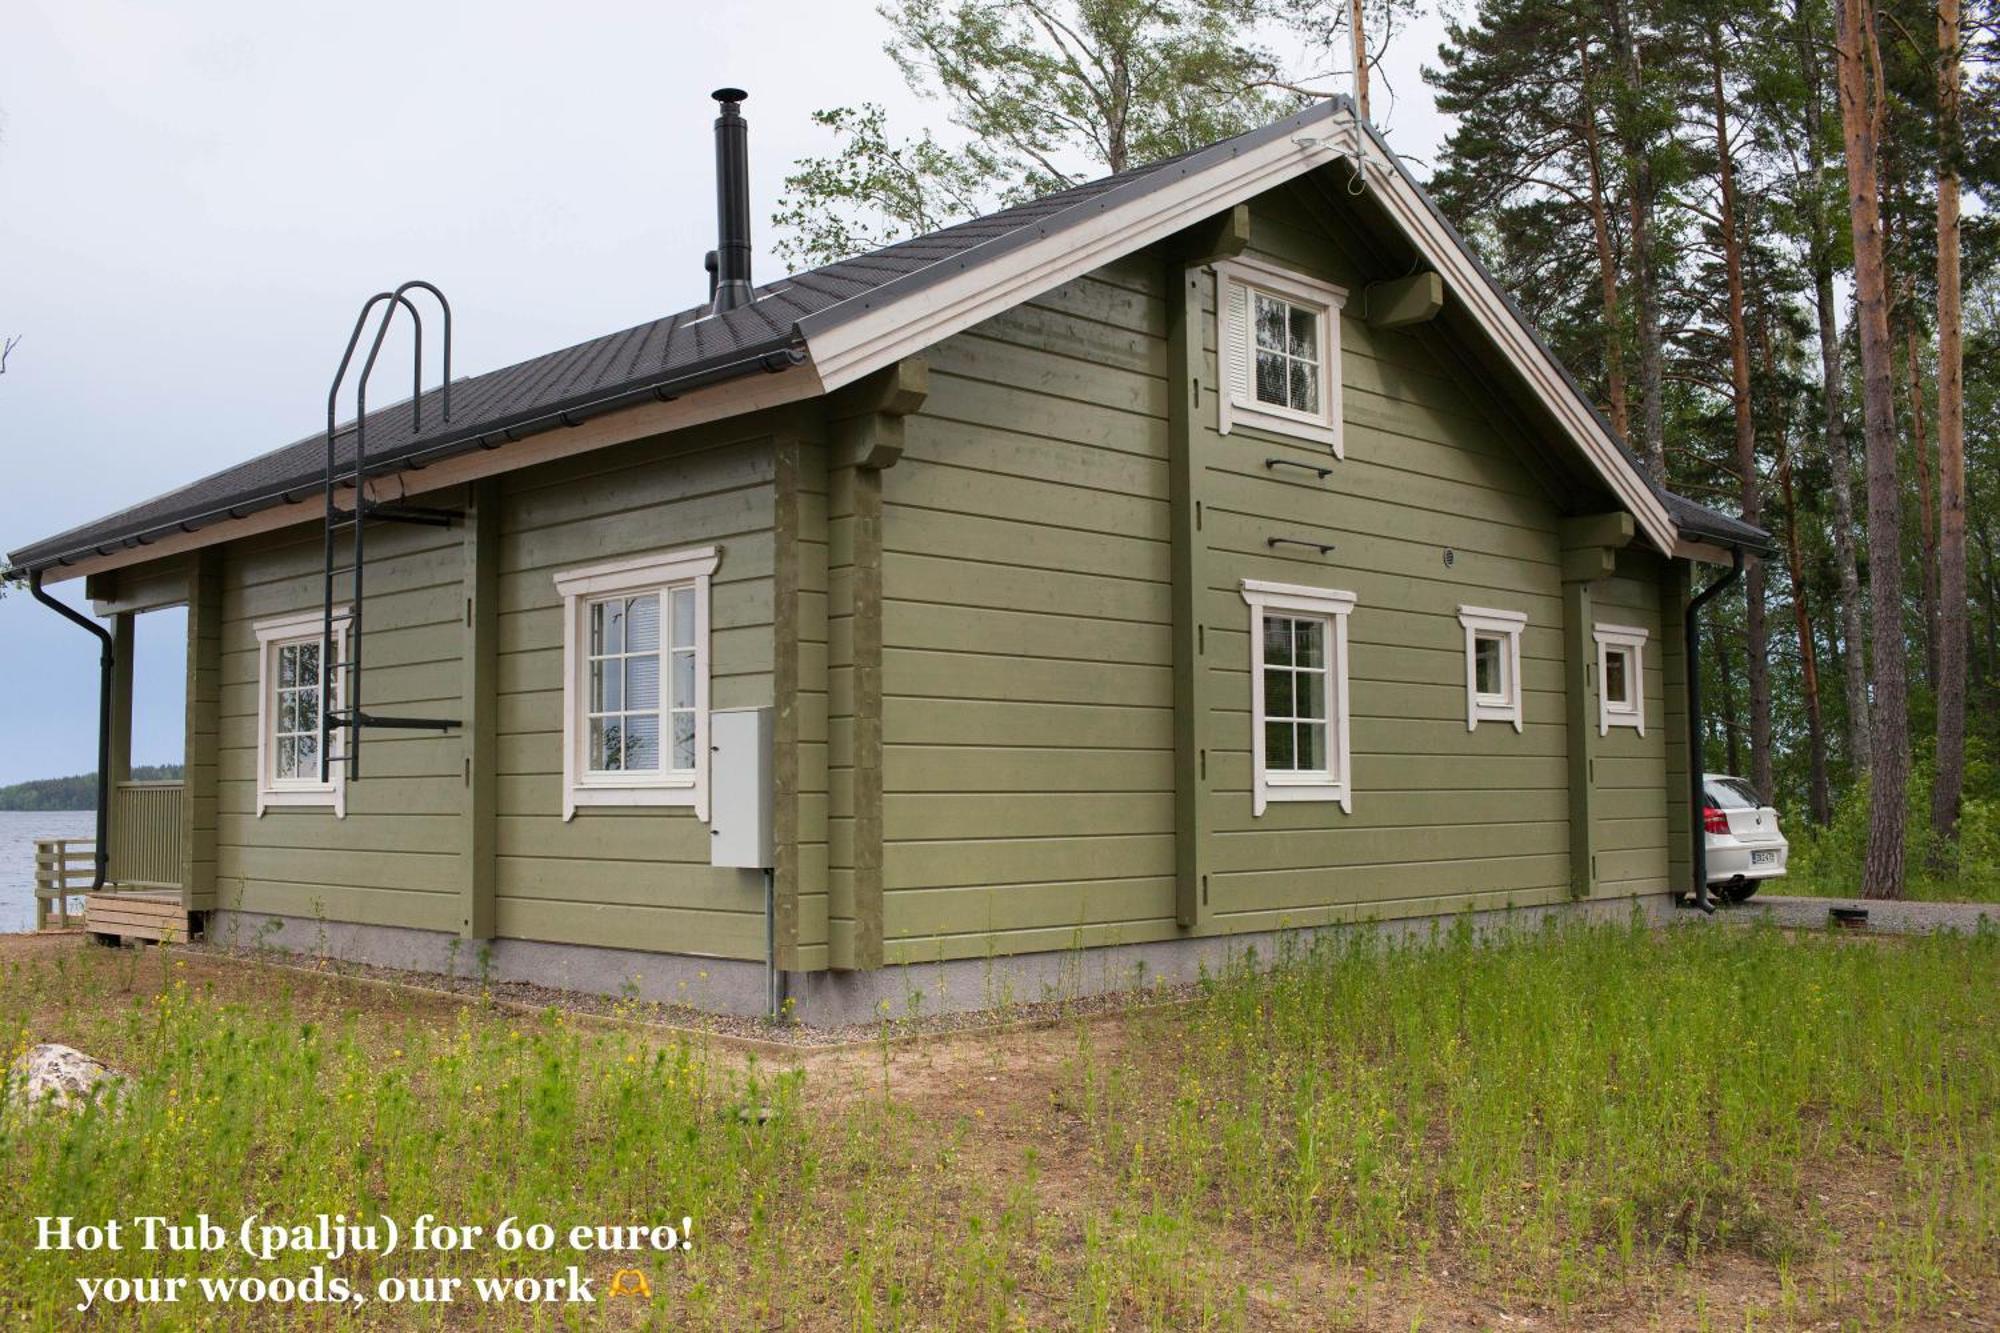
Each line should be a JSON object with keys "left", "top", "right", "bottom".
{"left": 0, "top": 0, "right": 1451, "bottom": 789}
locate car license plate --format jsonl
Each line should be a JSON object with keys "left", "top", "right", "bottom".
{"left": 1751, "top": 849, "right": 1777, "bottom": 866}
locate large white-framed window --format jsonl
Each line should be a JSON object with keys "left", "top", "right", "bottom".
{"left": 1214, "top": 256, "right": 1347, "bottom": 452}
{"left": 553, "top": 545, "right": 719, "bottom": 821}
{"left": 1242, "top": 578, "right": 1356, "bottom": 816}
{"left": 1457, "top": 606, "right": 1527, "bottom": 733}
{"left": 254, "top": 608, "right": 349, "bottom": 818}
{"left": 1593, "top": 623, "right": 1649, "bottom": 736}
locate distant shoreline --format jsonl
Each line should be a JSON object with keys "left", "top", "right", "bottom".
{"left": 0, "top": 766, "right": 183, "bottom": 813}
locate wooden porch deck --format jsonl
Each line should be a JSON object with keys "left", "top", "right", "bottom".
{"left": 35, "top": 796, "right": 196, "bottom": 944}
{"left": 83, "top": 890, "right": 192, "bottom": 943}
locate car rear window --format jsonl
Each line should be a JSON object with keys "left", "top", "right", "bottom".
{"left": 1704, "top": 777, "right": 1762, "bottom": 808}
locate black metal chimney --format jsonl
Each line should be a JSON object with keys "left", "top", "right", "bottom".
{"left": 710, "top": 88, "right": 753, "bottom": 314}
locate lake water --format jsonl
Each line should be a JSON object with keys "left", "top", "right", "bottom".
{"left": 0, "top": 810, "right": 95, "bottom": 933}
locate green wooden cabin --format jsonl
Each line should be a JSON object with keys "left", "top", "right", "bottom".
{"left": 8, "top": 98, "right": 1769, "bottom": 1022}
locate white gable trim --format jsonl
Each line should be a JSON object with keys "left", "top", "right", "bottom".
{"left": 802, "top": 112, "right": 1363, "bottom": 391}
{"left": 800, "top": 106, "right": 1676, "bottom": 555}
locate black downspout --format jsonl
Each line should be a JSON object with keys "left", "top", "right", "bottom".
{"left": 1684, "top": 547, "right": 1744, "bottom": 914}
{"left": 27, "top": 570, "right": 114, "bottom": 890}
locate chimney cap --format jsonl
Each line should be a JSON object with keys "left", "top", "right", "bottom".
{"left": 712, "top": 87, "right": 748, "bottom": 105}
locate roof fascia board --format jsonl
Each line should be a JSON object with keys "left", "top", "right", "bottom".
{"left": 32, "top": 360, "right": 826, "bottom": 586}
{"left": 1675, "top": 537, "right": 1739, "bottom": 565}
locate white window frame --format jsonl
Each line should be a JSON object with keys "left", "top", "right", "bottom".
{"left": 1214, "top": 256, "right": 1347, "bottom": 453}
{"left": 1457, "top": 606, "right": 1527, "bottom": 733}
{"left": 1593, "top": 623, "right": 1649, "bottom": 736}
{"left": 254, "top": 608, "right": 349, "bottom": 818}
{"left": 553, "top": 545, "right": 720, "bottom": 821}
{"left": 1242, "top": 578, "right": 1356, "bottom": 816}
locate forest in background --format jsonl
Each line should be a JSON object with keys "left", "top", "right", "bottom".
{"left": 0, "top": 765, "right": 183, "bottom": 813}
{"left": 771, "top": 0, "right": 1999, "bottom": 898}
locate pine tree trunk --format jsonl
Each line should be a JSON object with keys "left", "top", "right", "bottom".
{"left": 1933, "top": 0, "right": 1967, "bottom": 860}
{"left": 1716, "top": 626, "right": 1744, "bottom": 777}
{"left": 1975, "top": 513, "right": 1999, "bottom": 694}
{"left": 1579, "top": 40, "right": 1631, "bottom": 440}
{"left": 1802, "top": 0, "right": 1872, "bottom": 775}
{"left": 1837, "top": 0, "right": 1909, "bottom": 898}
{"left": 1759, "top": 260, "right": 1834, "bottom": 826}
{"left": 1781, "top": 443, "right": 1835, "bottom": 823}
{"left": 1608, "top": 0, "right": 1666, "bottom": 481}
{"left": 1712, "top": 39, "right": 1773, "bottom": 800}
{"left": 1908, "top": 319, "right": 1941, "bottom": 686}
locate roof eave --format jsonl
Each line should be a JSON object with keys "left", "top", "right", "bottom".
{"left": 5, "top": 337, "right": 811, "bottom": 578}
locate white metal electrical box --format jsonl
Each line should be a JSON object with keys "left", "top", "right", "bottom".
{"left": 708, "top": 706, "right": 774, "bottom": 869}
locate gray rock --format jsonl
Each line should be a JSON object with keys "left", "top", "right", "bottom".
{"left": 7, "top": 1043, "right": 125, "bottom": 1112}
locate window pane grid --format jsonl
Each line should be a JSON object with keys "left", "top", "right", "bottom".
{"left": 1262, "top": 614, "right": 1330, "bottom": 775}
{"left": 587, "top": 595, "right": 659, "bottom": 773}
{"left": 1252, "top": 291, "right": 1322, "bottom": 415}
{"left": 585, "top": 588, "right": 697, "bottom": 777}
{"left": 272, "top": 639, "right": 324, "bottom": 782}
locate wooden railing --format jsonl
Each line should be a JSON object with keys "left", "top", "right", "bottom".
{"left": 33, "top": 839, "right": 95, "bottom": 930}
{"left": 108, "top": 781, "right": 184, "bottom": 890}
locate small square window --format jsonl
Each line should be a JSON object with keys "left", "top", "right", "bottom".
{"left": 1593, "top": 624, "right": 1649, "bottom": 735}
{"left": 1214, "top": 258, "right": 1347, "bottom": 452}
{"left": 1457, "top": 606, "right": 1527, "bottom": 732}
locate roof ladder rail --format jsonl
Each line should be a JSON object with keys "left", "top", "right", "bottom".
{"left": 320, "top": 281, "right": 464, "bottom": 783}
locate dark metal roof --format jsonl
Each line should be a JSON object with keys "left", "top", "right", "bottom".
{"left": 8, "top": 100, "right": 1771, "bottom": 573}
{"left": 5, "top": 141, "right": 1203, "bottom": 575}
{"left": 1660, "top": 489, "right": 1776, "bottom": 555}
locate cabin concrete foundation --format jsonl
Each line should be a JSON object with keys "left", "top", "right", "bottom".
{"left": 208, "top": 892, "right": 1675, "bottom": 1026}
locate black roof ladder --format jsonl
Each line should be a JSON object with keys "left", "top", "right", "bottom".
{"left": 319, "top": 282, "right": 464, "bottom": 783}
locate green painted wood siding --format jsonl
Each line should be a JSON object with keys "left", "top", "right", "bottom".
{"left": 1197, "top": 190, "right": 1576, "bottom": 931}
{"left": 492, "top": 426, "right": 777, "bottom": 959}
{"left": 207, "top": 421, "right": 781, "bottom": 962}
{"left": 1589, "top": 548, "right": 1670, "bottom": 896}
{"left": 176, "top": 179, "right": 1685, "bottom": 971}
{"left": 214, "top": 521, "right": 467, "bottom": 935}
{"left": 878, "top": 253, "right": 1178, "bottom": 965}
{"left": 873, "top": 183, "right": 1654, "bottom": 965}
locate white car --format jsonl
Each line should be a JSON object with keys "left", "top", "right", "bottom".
{"left": 1703, "top": 774, "right": 1788, "bottom": 902}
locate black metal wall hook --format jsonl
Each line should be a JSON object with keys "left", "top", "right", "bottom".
{"left": 1267, "top": 536, "right": 1336, "bottom": 556}
{"left": 1264, "top": 456, "right": 1332, "bottom": 480}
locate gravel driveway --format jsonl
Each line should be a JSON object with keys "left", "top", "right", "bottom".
{"left": 1726, "top": 894, "right": 1997, "bottom": 935}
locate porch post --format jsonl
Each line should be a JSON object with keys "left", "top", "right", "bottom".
{"left": 105, "top": 613, "right": 135, "bottom": 884}
{"left": 180, "top": 550, "right": 223, "bottom": 912}
{"left": 108, "top": 613, "right": 135, "bottom": 789}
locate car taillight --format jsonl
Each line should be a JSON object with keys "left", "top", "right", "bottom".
{"left": 1703, "top": 805, "right": 1730, "bottom": 835}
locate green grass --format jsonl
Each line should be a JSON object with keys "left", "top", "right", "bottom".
{"left": 1083, "top": 917, "right": 2000, "bottom": 1318}
{"left": 0, "top": 918, "right": 1993, "bottom": 1328}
